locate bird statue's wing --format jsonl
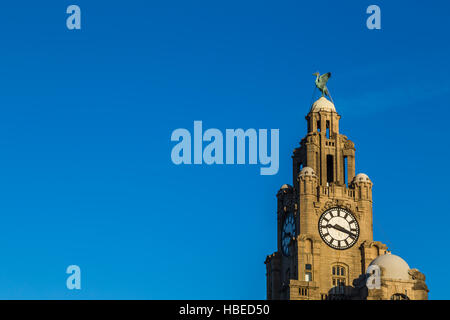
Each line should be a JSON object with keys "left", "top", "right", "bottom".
{"left": 319, "top": 72, "right": 331, "bottom": 84}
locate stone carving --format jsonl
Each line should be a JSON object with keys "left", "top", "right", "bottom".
{"left": 344, "top": 140, "right": 355, "bottom": 150}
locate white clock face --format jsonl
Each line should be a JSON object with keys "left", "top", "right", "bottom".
{"left": 281, "top": 212, "right": 296, "bottom": 256}
{"left": 318, "top": 207, "right": 359, "bottom": 250}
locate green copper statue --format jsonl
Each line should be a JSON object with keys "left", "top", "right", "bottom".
{"left": 312, "top": 72, "right": 332, "bottom": 100}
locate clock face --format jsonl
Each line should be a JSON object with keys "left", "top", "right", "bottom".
{"left": 318, "top": 207, "right": 359, "bottom": 250}
{"left": 281, "top": 212, "right": 296, "bottom": 256}
{"left": 283, "top": 196, "right": 294, "bottom": 208}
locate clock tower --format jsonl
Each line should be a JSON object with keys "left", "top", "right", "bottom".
{"left": 265, "top": 96, "right": 429, "bottom": 300}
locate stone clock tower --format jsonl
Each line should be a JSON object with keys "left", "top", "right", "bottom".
{"left": 265, "top": 96, "right": 429, "bottom": 300}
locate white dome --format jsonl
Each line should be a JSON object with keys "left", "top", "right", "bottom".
{"left": 369, "top": 253, "right": 410, "bottom": 281}
{"left": 280, "top": 184, "right": 292, "bottom": 190}
{"left": 310, "top": 97, "right": 336, "bottom": 113}
{"left": 299, "top": 166, "right": 316, "bottom": 177}
{"left": 353, "top": 173, "right": 371, "bottom": 183}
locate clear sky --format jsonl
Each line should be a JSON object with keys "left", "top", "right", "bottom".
{"left": 0, "top": 0, "right": 449, "bottom": 299}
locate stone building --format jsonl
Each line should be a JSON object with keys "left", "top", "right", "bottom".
{"left": 264, "top": 97, "right": 429, "bottom": 300}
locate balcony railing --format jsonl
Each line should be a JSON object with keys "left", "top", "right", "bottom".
{"left": 319, "top": 185, "right": 355, "bottom": 199}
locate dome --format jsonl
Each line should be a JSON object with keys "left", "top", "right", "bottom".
{"left": 368, "top": 253, "right": 410, "bottom": 281}
{"left": 310, "top": 97, "right": 336, "bottom": 113}
{"left": 280, "top": 184, "right": 292, "bottom": 190}
{"left": 353, "top": 173, "right": 371, "bottom": 183}
{"left": 299, "top": 166, "right": 316, "bottom": 177}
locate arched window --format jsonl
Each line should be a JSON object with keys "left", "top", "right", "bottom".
{"left": 391, "top": 293, "right": 409, "bottom": 300}
{"left": 331, "top": 264, "right": 348, "bottom": 295}
{"left": 326, "top": 120, "right": 330, "bottom": 139}
{"left": 305, "top": 263, "right": 312, "bottom": 282}
{"left": 326, "top": 155, "right": 334, "bottom": 183}
{"left": 332, "top": 266, "right": 345, "bottom": 276}
{"left": 343, "top": 156, "right": 348, "bottom": 186}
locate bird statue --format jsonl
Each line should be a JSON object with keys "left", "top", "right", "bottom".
{"left": 312, "top": 72, "right": 332, "bottom": 101}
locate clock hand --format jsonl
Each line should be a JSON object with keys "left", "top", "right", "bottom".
{"left": 327, "top": 224, "right": 356, "bottom": 239}
{"left": 332, "top": 224, "right": 347, "bottom": 232}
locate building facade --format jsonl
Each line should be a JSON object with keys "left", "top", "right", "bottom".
{"left": 265, "top": 97, "right": 429, "bottom": 300}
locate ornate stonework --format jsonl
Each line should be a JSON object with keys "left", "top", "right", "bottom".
{"left": 265, "top": 97, "right": 428, "bottom": 300}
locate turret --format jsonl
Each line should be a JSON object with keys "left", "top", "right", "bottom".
{"left": 298, "top": 167, "right": 318, "bottom": 196}
{"left": 293, "top": 97, "right": 356, "bottom": 187}
{"left": 351, "top": 173, "right": 373, "bottom": 202}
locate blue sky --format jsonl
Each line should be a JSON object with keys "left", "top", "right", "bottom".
{"left": 0, "top": 1, "right": 449, "bottom": 299}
